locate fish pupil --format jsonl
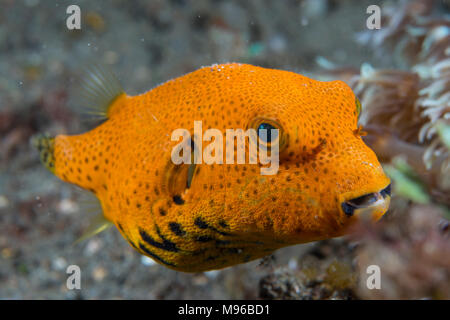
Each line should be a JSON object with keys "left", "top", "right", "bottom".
{"left": 258, "top": 123, "right": 277, "bottom": 143}
{"left": 173, "top": 195, "right": 185, "bottom": 205}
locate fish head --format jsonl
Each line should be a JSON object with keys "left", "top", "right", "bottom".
{"left": 202, "top": 64, "right": 392, "bottom": 243}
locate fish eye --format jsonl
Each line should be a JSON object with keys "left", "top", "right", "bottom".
{"left": 248, "top": 117, "right": 288, "bottom": 152}
{"left": 257, "top": 123, "right": 278, "bottom": 143}
{"left": 355, "top": 97, "right": 362, "bottom": 119}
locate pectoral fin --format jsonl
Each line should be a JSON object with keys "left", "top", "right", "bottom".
{"left": 74, "top": 213, "right": 113, "bottom": 244}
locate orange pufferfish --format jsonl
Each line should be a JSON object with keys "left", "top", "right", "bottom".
{"left": 35, "top": 63, "right": 391, "bottom": 272}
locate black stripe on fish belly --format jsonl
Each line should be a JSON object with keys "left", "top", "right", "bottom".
{"left": 193, "top": 236, "right": 245, "bottom": 255}
{"left": 138, "top": 242, "right": 176, "bottom": 267}
{"left": 193, "top": 234, "right": 265, "bottom": 248}
{"left": 139, "top": 227, "right": 179, "bottom": 252}
{"left": 196, "top": 235, "right": 214, "bottom": 242}
{"left": 194, "top": 217, "right": 231, "bottom": 236}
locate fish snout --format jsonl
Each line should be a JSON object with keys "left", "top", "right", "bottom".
{"left": 341, "top": 184, "right": 391, "bottom": 221}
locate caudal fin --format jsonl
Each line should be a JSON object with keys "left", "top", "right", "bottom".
{"left": 31, "top": 134, "right": 56, "bottom": 173}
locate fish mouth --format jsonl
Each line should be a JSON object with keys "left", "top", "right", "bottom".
{"left": 341, "top": 184, "right": 391, "bottom": 220}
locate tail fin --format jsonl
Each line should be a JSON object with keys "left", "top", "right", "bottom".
{"left": 32, "top": 134, "right": 56, "bottom": 173}
{"left": 33, "top": 134, "right": 114, "bottom": 243}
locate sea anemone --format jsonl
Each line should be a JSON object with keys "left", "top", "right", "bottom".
{"left": 320, "top": 0, "right": 450, "bottom": 197}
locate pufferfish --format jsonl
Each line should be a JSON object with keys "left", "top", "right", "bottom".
{"left": 34, "top": 63, "right": 391, "bottom": 272}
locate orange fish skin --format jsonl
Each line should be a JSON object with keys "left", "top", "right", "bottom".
{"left": 48, "top": 63, "right": 390, "bottom": 272}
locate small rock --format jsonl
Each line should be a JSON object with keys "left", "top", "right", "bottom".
{"left": 0, "top": 195, "right": 10, "bottom": 209}
{"left": 92, "top": 266, "right": 107, "bottom": 281}
{"left": 57, "top": 198, "right": 78, "bottom": 215}
{"left": 140, "top": 255, "right": 156, "bottom": 267}
{"left": 52, "top": 257, "right": 67, "bottom": 271}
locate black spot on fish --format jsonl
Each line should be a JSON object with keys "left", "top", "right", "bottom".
{"left": 173, "top": 195, "right": 185, "bottom": 205}
{"left": 169, "top": 222, "right": 185, "bottom": 236}
{"left": 159, "top": 207, "right": 167, "bottom": 216}
{"left": 194, "top": 217, "right": 208, "bottom": 229}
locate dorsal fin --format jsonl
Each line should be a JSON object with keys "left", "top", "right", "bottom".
{"left": 78, "top": 64, "right": 125, "bottom": 120}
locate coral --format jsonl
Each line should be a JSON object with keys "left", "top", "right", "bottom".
{"left": 259, "top": 240, "right": 357, "bottom": 300}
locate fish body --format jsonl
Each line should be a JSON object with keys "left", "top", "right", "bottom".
{"left": 35, "top": 63, "right": 390, "bottom": 272}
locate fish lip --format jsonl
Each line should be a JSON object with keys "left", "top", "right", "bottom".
{"left": 380, "top": 184, "right": 391, "bottom": 198}
{"left": 341, "top": 184, "right": 391, "bottom": 217}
